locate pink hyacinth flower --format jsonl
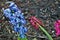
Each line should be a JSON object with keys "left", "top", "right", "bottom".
{"left": 29, "top": 17, "right": 39, "bottom": 29}
{"left": 54, "top": 20, "right": 60, "bottom": 37}
{"left": 29, "top": 16, "right": 44, "bottom": 30}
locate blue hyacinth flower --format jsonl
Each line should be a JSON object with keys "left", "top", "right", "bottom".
{"left": 3, "top": 2, "right": 28, "bottom": 39}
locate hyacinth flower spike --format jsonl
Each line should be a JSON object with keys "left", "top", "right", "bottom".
{"left": 54, "top": 20, "right": 60, "bottom": 37}
{"left": 3, "top": 1, "right": 28, "bottom": 40}
{"left": 29, "top": 16, "right": 53, "bottom": 40}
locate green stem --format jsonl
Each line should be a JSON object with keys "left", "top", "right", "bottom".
{"left": 17, "top": 35, "right": 28, "bottom": 40}
{"left": 17, "top": 36, "right": 21, "bottom": 40}
{"left": 37, "top": 23, "right": 53, "bottom": 40}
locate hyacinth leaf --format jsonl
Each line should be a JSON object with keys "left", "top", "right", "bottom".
{"left": 36, "top": 23, "right": 53, "bottom": 40}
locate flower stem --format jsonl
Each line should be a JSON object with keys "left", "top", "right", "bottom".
{"left": 37, "top": 23, "right": 53, "bottom": 40}
{"left": 17, "top": 36, "right": 28, "bottom": 40}
{"left": 17, "top": 36, "right": 21, "bottom": 40}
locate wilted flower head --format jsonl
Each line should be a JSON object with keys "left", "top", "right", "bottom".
{"left": 29, "top": 16, "right": 44, "bottom": 29}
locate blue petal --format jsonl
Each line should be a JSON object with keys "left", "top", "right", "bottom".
{"left": 24, "top": 27, "right": 28, "bottom": 33}
{"left": 19, "top": 30, "right": 23, "bottom": 35}
{"left": 20, "top": 25, "right": 24, "bottom": 30}
{"left": 19, "top": 25, "right": 27, "bottom": 34}
{"left": 12, "top": 13, "right": 16, "bottom": 17}
{"left": 19, "top": 14, "right": 24, "bottom": 19}
{"left": 4, "top": 8, "right": 11, "bottom": 13}
{"left": 14, "top": 25, "right": 19, "bottom": 32}
{"left": 9, "top": 2, "right": 15, "bottom": 7}
{"left": 9, "top": 16, "right": 16, "bottom": 20}
{"left": 3, "top": 8, "right": 12, "bottom": 17}
{"left": 9, "top": 2, "right": 18, "bottom": 9}
{"left": 14, "top": 26, "right": 17, "bottom": 32}
{"left": 15, "top": 18, "right": 20, "bottom": 23}
{"left": 20, "top": 19, "right": 26, "bottom": 24}
{"left": 15, "top": 11, "right": 21, "bottom": 17}
{"left": 9, "top": 2, "right": 19, "bottom": 12}
{"left": 9, "top": 20, "right": 16, "bottom": 25}
{"left": 10, "top": 7, "right": 19, "bottom": 12}
{"left": 20, "top": 34, "right": 25, "bottom": 38}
